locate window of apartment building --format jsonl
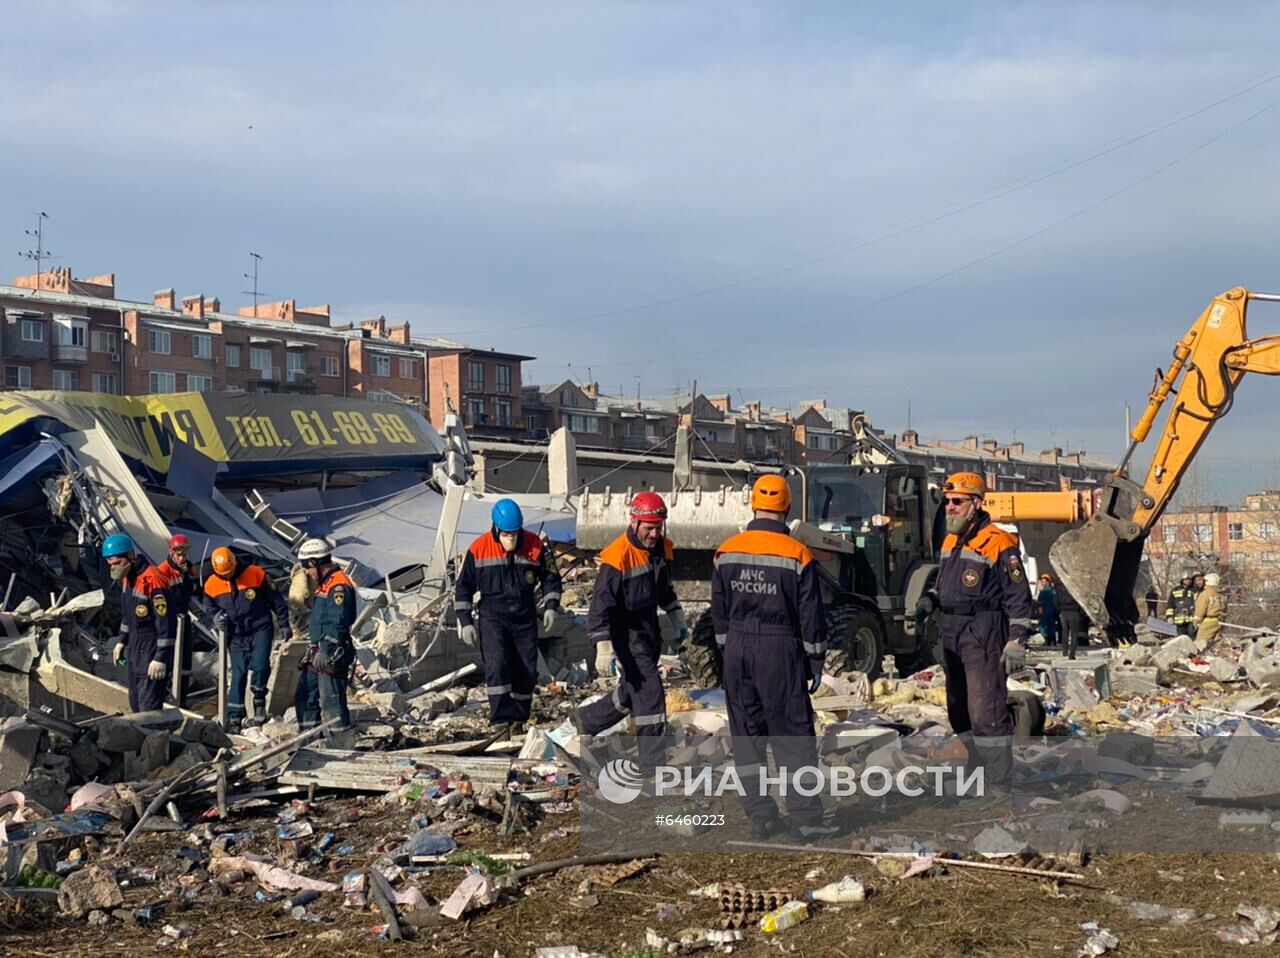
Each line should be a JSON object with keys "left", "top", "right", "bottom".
{"left": 367, "top": 391, "right": 393, "bottom": 403}
{"left": 149, "top": 371, "right": 177, "bottom": 393}
{"left": 225, "top": 344, "right": 241, "bottom": 367}
{"left": 51, "top": 369, "right": 79, "bottom": 391}
{"left": 467, "top": 399, "right": 486, "bottom": 424}
{"left": 91, "top": 373, "right": 118, "bottom": 394}
{"left": 567, "top": 413, "right": 602, "bottom": 433}
{"left": 90, "top": 330, "right": 118, "bottom": 354}
{"left": 287, "top": 352, "right": 308, "bottom": 377}
{"left": 1229, "top": 522, "right": 1245, "bottom": 541}
{"left": 372, "top": 355, "right": 391, "bottom": 377}
{"left": 321, "top": 356, "right": 340, "bottom": 377}
{"left": 1162, "top": 525, "right": 1178, "bottom": 544}
{"left": 495, "top": 364, "right": 511, "bottom": 394}
{"left": 468, "top": 361, "right": 485, "bottom": 392}
{"left": 1261, "top": 521, "right": 1276, "bottom": 540}
{"left": 53, "top": 318, "right": 87, "bottom": 347}
{"left": 148, "top": 328, "right": 171, "bottom": 355}
{"left": 187, "top": 374, "right": 213, "bottom": 393}
{"left": 1230, "top": 552, "right": 1248, "bottom": 566}
{"left": 527, "top": 413, "right": 544, "bottom": 434}
{"left": 1194, "top": 523, "right": 1213, "bottom": 541}
{"left": 192, "top": 334, "right": 212, "bottom": 359}
{"left": 4, "top": 366, "right": 30, "bottom": 389}
{"left": 703, "top": 428, "right": 721, "bottom": 444}
{"left": 1263, "top": 552, "right": 1279, "bottom": 564}
{"left": 495, "top": 400, "right": 512, "bottom": 427}
{"left": 249, "top": 347, "right": 272, "bottom": 374}
{"left": 398, "top": 357, "right": 419, "bottom": 379}
{"left": 20, "top": 319, "right": 42, "bottom": 343}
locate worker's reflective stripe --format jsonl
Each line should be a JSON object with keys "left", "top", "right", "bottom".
{"left": 513, "top": 555, "right": 539, "bottom": 567}
{"left": 511, "top": 692, "right": 533, "bottom": 701}
{"left": 588, "top": 629, "right": 610, "bottom": 642}
{"left": 715, "top": 632, "right": 727, "bottom": 648}
{"left": 454, "top": 599, "right": 472, "bottom": 611}
{"left": 474, "top": 557, "right": 509, "bottom": 569}
{"left": 620, "top": 563, "right": 652, "bottom": 580}
{"left": 803, "top": 640, "right": 827, "bottom": 656}
{"left": 611, "top": 688, "right": 630, "bottom": 714}
{"left": 633, "top": 712, "right": 666, "bottom": 727}
{"left": 542, "top": 592, "right": 561, "bottom": 605}
{"left": 662, "top": 599, "right": 682, "bottom": 613}
{"left": 486, "top": 683, "right": 512, "bottom": 695}
{"left": 1009, "top": 618, "right": 1037, "bottom": 629}
{"left": 938, "top": 548, "right": 995, "bottom": 567}
{"left": 713, "top": 552, "right": 802, "bottom": 573}
{"left": 156, "top": 638, "right": 174, "bottom": 648}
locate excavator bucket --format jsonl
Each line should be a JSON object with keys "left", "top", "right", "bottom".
{"left": 1049, "top": 517, "right": 1144, "bottom": 630}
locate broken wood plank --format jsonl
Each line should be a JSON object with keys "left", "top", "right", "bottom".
{"left": 277, "top": 747, "right": 515, "bottom": 793}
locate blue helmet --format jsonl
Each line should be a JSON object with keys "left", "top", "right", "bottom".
{"left": 102, "top": 533, "right": 135, "bottom": 558}
{"left": 491, "top": 498, "right": 523, "bottom": 533}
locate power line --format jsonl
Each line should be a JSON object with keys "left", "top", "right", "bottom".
{"left": 425, "top": 64, "right": 1280, "bottom": 338}
{"left": 572, "top": 93, "right": 1280, "bottom": 371}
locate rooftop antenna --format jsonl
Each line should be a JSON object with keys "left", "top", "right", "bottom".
{"left": 242, "top": 251, "right": 263, "bottom": 314}
{"left": 18, "top": 212, "right": 56, "bottom": 277}
{"left": 634, "top": 375, "right": 641, "bottom": 401}
{"left": 906, "top": 398, "right": 912, "bottom": 432}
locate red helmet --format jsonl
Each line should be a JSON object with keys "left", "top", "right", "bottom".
{"left": 629, "top": 491, "right": 668, "bottom": 524}
{"left": 169, "top": 534, "right": 190, "bottom": 550}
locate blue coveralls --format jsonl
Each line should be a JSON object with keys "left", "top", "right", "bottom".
{"left": 577, "top": 529, "right": 683, "bottom": 768}
{"left": 204, "top": 565, "right": 291, "bottom": 724}
{"left": 155, "top": 556, "right": 198, "bottom": 704}
{"left": 712, "top": 518, "right": 829, "bottom": 827}
{"left": 1037, "top": 584, "right": 1059, "bottom": 646}
{"left": 119, "top": 565, "right": 176, "bottom": 713}
{"left": 928, "top": 512, "right": 1036, "bottom": 785}
{"left": 296, "top": 566, "right": 357, "bottom": 731}
{"left": 454, "top": 529, "right": 562, "bottom": 725}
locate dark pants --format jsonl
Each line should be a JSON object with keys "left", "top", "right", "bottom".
{"left": 1175, "top": 621, "right": 1194, "bottom": 637}
{"left": 579, "top": 631, "right": 666, "bottom": 769}
{"left": 295, "top": 644, "right": 351, "bottom": 732}
{"left": 229, "top": 631, "right": 272, "bottom": 722}
{"left": 942, "top": 611, "right": 1013, "bottom": 785}
{"left": 1060, "top": 611, "right": 1083, "bottom": 660}
{"left": 479, "top": 613, "right": 539, "bottom": 725}
{"left": 1039, "top": 615, "right": 1059, "bottom": 646}
{"left": 126, "top": 636, "right": 166, "bottom": 713}
{"left": 724, "top": 632, "right": 824, "bottom": 827}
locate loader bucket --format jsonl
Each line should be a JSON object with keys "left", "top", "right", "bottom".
{"left": 1048, "top": 516, "right": 1144, "bottom": 629}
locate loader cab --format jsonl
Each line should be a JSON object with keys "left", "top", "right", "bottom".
{"left": 792, "top": 463, "right": 933, "bottom": 599}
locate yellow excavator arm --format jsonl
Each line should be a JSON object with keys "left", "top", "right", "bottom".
{"left": 1050, "top": 287, "right": 1280, "bottom": 629}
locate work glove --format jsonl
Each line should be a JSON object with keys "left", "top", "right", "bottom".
{"left": 542, "top": 608, "right": 558, "bottom": 634}
{"left": 669, "top": 608, "right": 689, "bottom": 643}
{"left": 459, "top": 624, "right": 478, "bottom": 647}
{"left": 1001, "top": 640, "right": 1026, "bottom": 677}
{"left": 808, "top": 672, "right": 823, "bottom": 695}
{"left": 311, "top": 644, "right": 330, "bottom": 672}
{"left": 112, "top": 641, "right": 126, "bottom": 666}
{"left": 147, "top": 659, "right": 168, "bottom": 681}
{"left": 914, "top": 593, "right": 937, "bottom": 627}
{"left": 213, "top": 612, "right": 230, "bottom": 632}
{"left": 594, "top": 644, "right": 617, "bottom": 677}
{"left": 280, "top": 629, "right": 293, "bottom": 644}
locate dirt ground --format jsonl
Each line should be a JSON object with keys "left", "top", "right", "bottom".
{"left": 3, "top": 786, "right": 1279, "bottom": 958}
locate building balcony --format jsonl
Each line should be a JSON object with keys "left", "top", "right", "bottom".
{"left": 53, "top": 344, "right": 89, "bottom": 364}
{"left": 254, "top": 365, "right": 281, "bottom": 383}
{"left": 283, "top": 371, "right": 317, "bottom": 392}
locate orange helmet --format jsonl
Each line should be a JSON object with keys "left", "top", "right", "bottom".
{"left": 943, "top": 472, "right": 986, "bottom": 499}
{"left": 750, "top": 475, "right": 792, "bottom": 514}
{"left": 211, "top": 547, "right": 237, "bottom": 577}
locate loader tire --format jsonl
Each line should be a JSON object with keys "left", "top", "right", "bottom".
{"left": 685, "top": 611, "right": 724, "bottom": 689}
{"left": 824, "top": 604, "right": 884, "bottom": 680}
{"left": 1007, "top": 689, "right": 1046, "bottom": 739}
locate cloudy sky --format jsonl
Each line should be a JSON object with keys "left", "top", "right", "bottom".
{"left": 4, "top": 1, "right": 1280, "bottom": 500}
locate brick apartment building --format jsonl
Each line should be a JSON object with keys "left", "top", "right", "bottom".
{"left": 0, "top": 266, "right": 523, "bottom": 438}
{"left": 1147, "top": 490, "right": 1280, "bottom": 594}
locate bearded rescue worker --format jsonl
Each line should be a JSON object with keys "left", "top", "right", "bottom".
{"left": 712, "top": 475, "right": 835, "bottom": 842}
{"left": 154, "top": 534, "right": 199, "bottom": 705}
{"left": 203, "top": 547, "right": 291, "bottom": 732}
{"left": 103, "top": 534, "right": 176, "bottom": 713}
{"left": 576, "top": 491, "right": 687, "bottom": 769}
{"left": 454, "top": 499, "right": 562, "bottom": 734}
{"left": 914, "top": 473, "right": 1036, "bottom": 788}
{"left": 295, "top": 538, "right": 357, "bottom": 733}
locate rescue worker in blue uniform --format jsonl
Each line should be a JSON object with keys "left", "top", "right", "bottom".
{"left": 295, "top": 538, "right": 357, "bottom": 733}
{"left": 576, "top": 491, "right": 687, "bottom": 770}
{"left": 916, "top": 472, "right": 1036, "bottom": 788}
{"left": 203, "top": 546, "right": 291, "bottom": 732}
{"left": 154, "top": 533, "right": 199, "bottom": 705}
{"left": 454, "top": 499, "right": 562, "bottom": 734}
{"left": 104, "top": 533, "right": 176, "bottom": 713}
{"left": 712, "top": 475, "right": 836, "bottom": 842}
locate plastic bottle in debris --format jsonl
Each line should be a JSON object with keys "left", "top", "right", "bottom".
{"left": 760, "top": 900, "right": 809, "bottom": 933}
{"left": 808, "top": 877, "right": 865, "bottom": 903}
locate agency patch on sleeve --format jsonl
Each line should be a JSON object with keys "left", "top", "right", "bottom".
{"left": 333, "top": 590, "right": 345, "bottom": 606}
{"left": 135, "top": 603, "right": 149, "bottom": 618}
{"left": 153, "top": 597, "right": 168, "bottom": 617}
{"left": 1006, "top": 556, "right": 1026, "bottom": 583}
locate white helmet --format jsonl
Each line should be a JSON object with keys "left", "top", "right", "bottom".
{"left": 297, "top": 537, "right": 332, "bottom": 562}
{"left": 1204, "top": 573, "right": 1220, "bottom": 587}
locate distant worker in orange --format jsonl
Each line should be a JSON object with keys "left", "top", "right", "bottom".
{"left": 915, "top": 473, "right": 1036, "bottom": 788}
